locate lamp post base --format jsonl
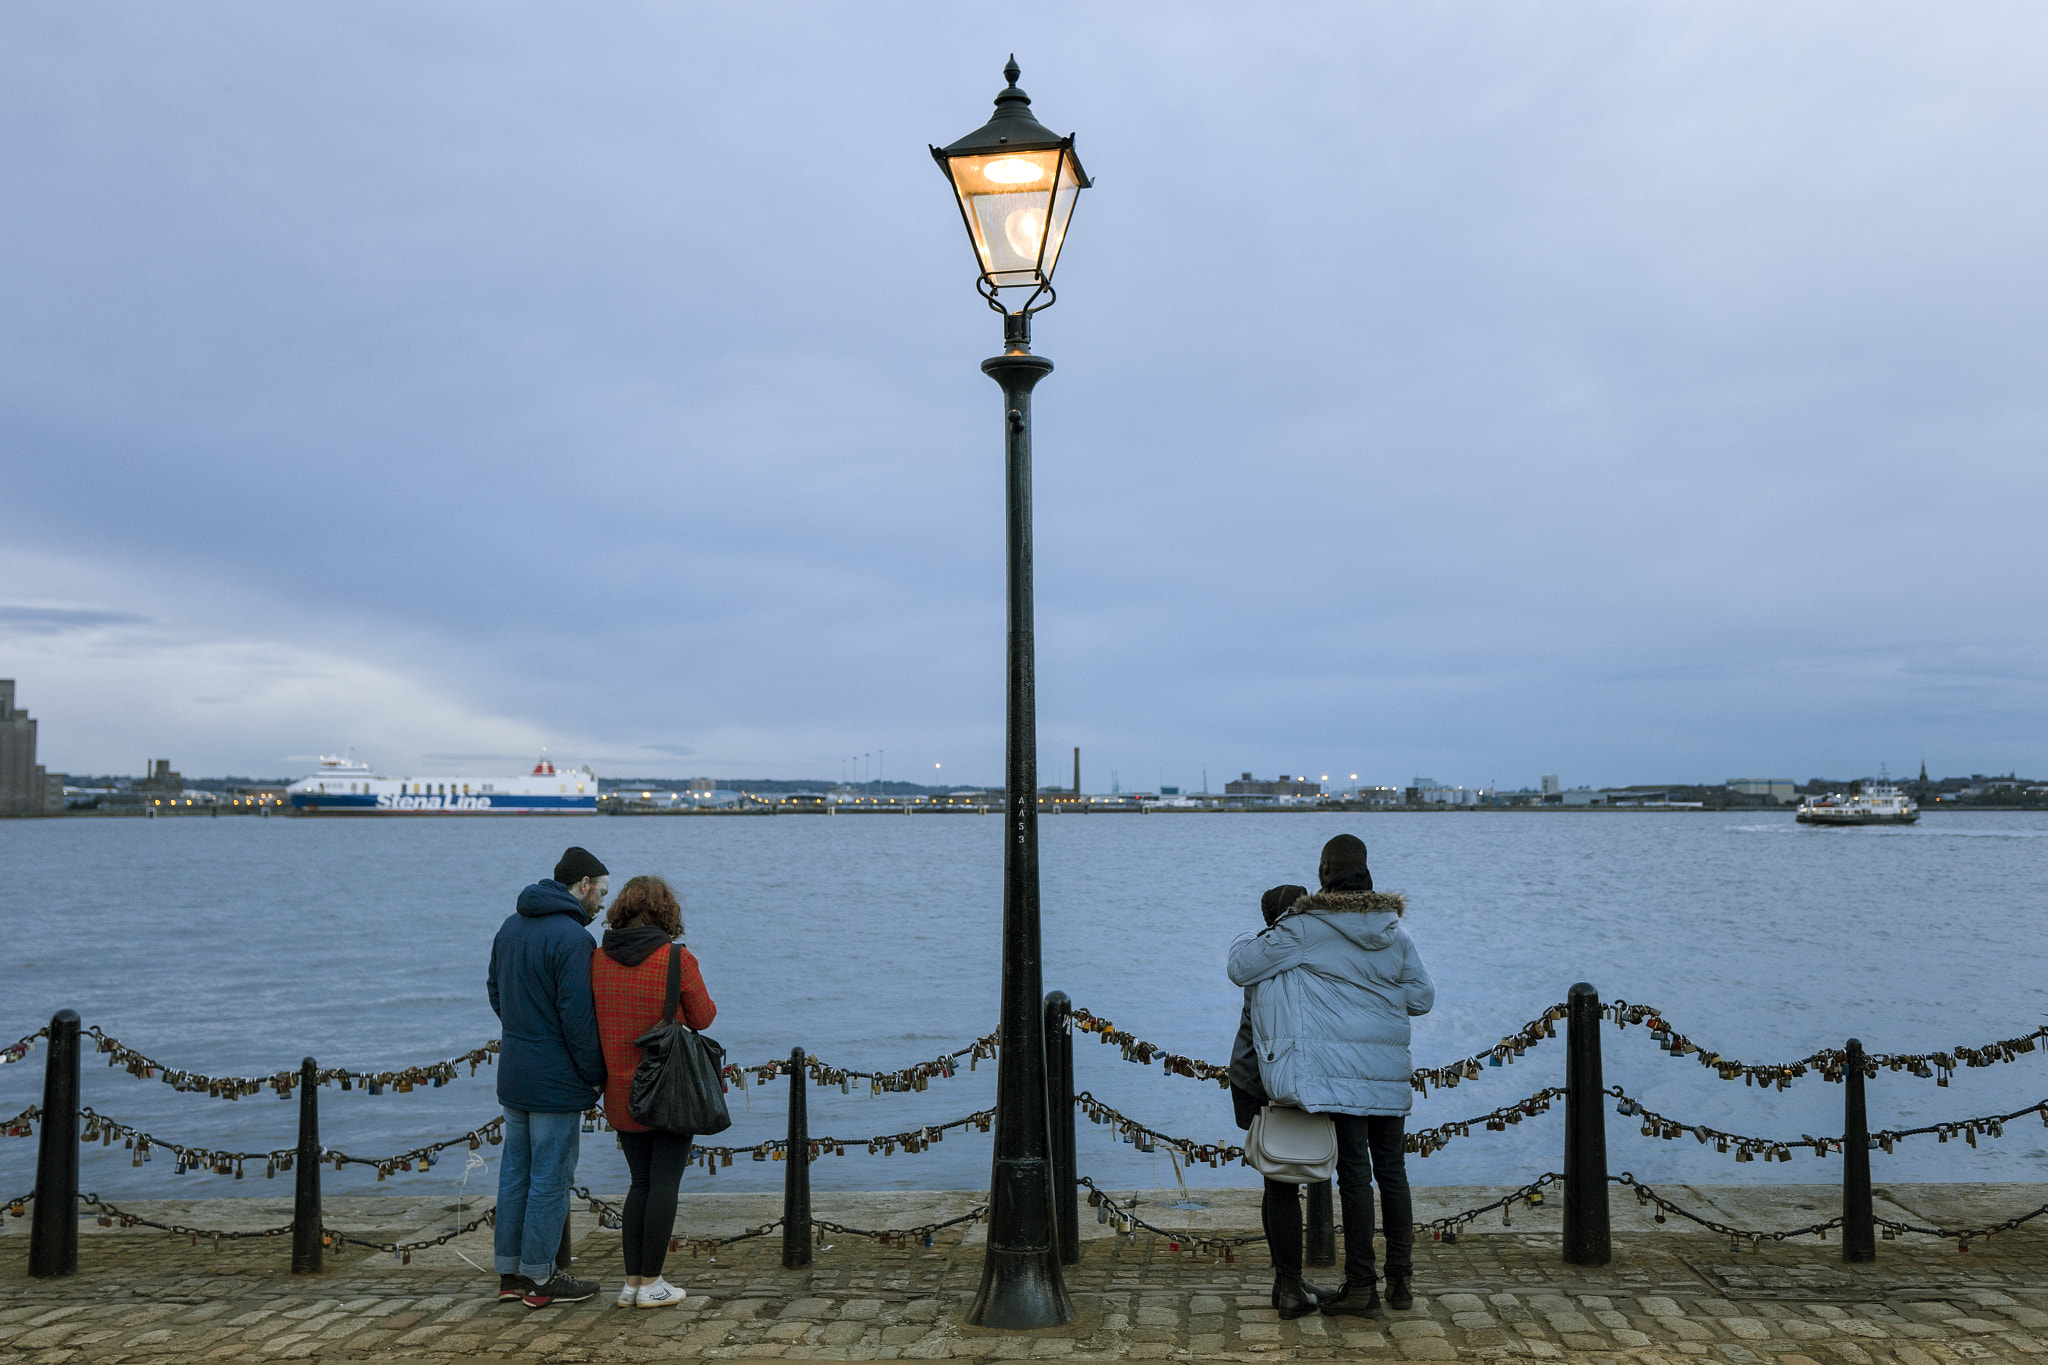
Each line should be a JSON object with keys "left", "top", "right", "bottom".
{"left": 967, "top": 1239, "right": 1074, "bottom": 1329}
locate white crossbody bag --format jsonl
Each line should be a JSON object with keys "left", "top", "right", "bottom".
{"left": 1244, "top": 1104, "right": 1338, "bottom": 1184}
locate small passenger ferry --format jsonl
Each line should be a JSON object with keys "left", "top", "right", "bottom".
{"left": 288, "top": 754, "right": 598, "bottom": 815}
{"left": 1796, "top": 779, "right": 1919, "bottom": 827}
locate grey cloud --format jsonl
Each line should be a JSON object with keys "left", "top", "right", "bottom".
{"left": 0, "top": 605, "right": 151, "bottom": 635}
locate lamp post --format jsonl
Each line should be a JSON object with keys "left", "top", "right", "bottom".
{"left": 931, "top": 56, "right": 1090, "bottom": 1331}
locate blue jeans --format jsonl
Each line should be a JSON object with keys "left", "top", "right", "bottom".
{"left": 493, "top": 1108, "right": 582, "bottom": 1282}
{"left": 1333, "top": 1114, "right": 1411, "bottom": 1285}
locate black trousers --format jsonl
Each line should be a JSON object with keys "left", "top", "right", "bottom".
{"left": 1332, "top": 1114, "right": 1411, "bottom": 1284}
{"left": 616, "top": 1130, "right": 695, "bottom": 1278}
{"left": 1260, "top": 1179, "right": 1305, "bottom": 1278}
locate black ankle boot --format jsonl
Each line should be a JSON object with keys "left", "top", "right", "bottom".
{"left": 1272, "top": 1274, "right": 1318, "bottom": 1320}
{"left": 1301, "top": 1279, "right": 1337, "bottom": 1303}
{"left": 1317, "top": 1280, "right": 1380, "bottom": 1316}
{"left": 1386, "top": 1275, "right": 1413, "bottom": 1311}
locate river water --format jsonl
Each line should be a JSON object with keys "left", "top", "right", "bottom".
{"left": 2, "top": 809, "right": 2044, "bottom": 1210}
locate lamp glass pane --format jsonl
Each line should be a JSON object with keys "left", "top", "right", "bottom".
{"left": 945, "top": 148, "right": 1082, "bottom": 289}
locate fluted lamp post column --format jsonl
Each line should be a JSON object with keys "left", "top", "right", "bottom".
{"left": 931, "top": 56, "right": 1091, "bottom": 1331}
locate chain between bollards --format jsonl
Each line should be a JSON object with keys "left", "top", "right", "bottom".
{"left": 1562, "top": 982, "right": 1611, "bottom": 1265}
{"left": 291, "top": 1057, "right": 321, "bottom": 1274}
{"left": 1842, "top": 1037, "right": 1876, "bottom": 1262}
{"left": 29, "top": 1009, "right": 80, "bottom": 1278}
{"left": 784, "top": 1046, "right": 812, "bottom": 1268}
{"left": 1044, "top": 992, "right": 1078, "bottom": 1266}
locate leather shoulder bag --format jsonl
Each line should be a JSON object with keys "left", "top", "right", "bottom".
{"left": 1244, "top": 1104, "right": 1337, "bottom": 1184}
{"left": 627, "top": 945, "right": 732, "bottom": 1136}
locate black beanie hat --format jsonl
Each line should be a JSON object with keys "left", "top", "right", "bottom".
{"left": 1318, "top": 834, "right": 1373, "bottom": 892}
{"left": 1261, "top": 884, "right": 1309, "bottom": 927}
{"left": 554, "top": 846, "right": 609, "bottom": 886}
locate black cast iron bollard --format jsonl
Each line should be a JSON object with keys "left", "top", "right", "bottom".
{"left": 291, "top": 1057, "right": 322, "bottom": 1274}
{"left": 557, "top": 1210, "right": 573, "bottom": 1274}
{"left": 1842, "top": 1038, "right": 1876, "bottom": 1262}
{"left": 1044, "top": 992, "right": 1079, "bottom": 1266}
{"left": 1562, "top": 983, "right": 1611, "bottom": 1266}
{"left": 29, "top": 1009, "right": 80, "bottom": 1278}
{"left": 1305, "top": 1181, "right": 1336, "bottom": 1267}
{"left": 784, "top": 1047, "right": 812, "bottom": 1268}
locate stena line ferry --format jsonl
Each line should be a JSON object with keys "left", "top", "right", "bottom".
{"left": 287, "top": 754, "right": 598, "bottom": 815}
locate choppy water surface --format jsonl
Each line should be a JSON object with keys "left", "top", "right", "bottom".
{"left": 2, "top": 810, "right": 2044, "bottom": 1210}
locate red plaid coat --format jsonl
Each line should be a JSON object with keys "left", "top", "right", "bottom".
{"left": 590, "top": 943, "right": 716, "bottom": 1132}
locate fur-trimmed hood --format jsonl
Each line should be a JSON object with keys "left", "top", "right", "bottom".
{"left": 1283, "top": 889, "right": 1408, "bottom": 953}
{"left": 1288, "top": 889, "right": 1405, "bottom": 917}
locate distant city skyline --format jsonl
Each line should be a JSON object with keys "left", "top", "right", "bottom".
{"left": 3, "top": 5, "right": 2045, "bottom": 785}
{"left": 0, "top": 662, "right": 2034, "bottom": 799}
{"left": 44, "top": 750, "right": 2037, "bottom": 799}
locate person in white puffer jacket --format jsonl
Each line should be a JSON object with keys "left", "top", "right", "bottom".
{"left": 1228, "top": 834, "right": 1434, "bottom": 1318}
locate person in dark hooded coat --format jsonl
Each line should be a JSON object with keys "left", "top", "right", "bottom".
{"left": 487, "top": 846, "right": 610, "bottom": 1307}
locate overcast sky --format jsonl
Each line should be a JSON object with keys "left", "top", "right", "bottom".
{"left": 3, "top": 3, "right": 2044, "bottom": 789}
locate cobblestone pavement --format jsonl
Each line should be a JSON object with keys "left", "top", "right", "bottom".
{"left": 7, "top": 1206, "right": 2048, "bottom": 1363}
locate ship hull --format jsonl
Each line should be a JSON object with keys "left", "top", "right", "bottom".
{"left": 289, "top": 793, "right": 596, "bottom": 815}
{"left": 287, "top": 755, "right": 598, "bottom": 814}
{"left": 1796, "top": 810, "right": 1919, "bottom": 826}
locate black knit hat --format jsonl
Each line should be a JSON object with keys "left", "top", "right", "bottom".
{"left": 554, "top": 846, "right": 609, "bottom": 886}
{"left": 1318, "top": 834, "right": 1373, "bottom": 892}
{"left": 1261, "top": 884, "right": 1309, "bottom": 926}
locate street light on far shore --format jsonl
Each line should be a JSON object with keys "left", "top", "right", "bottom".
{"left": 931, "top": 56, "right": 1089, "bottom": 1331}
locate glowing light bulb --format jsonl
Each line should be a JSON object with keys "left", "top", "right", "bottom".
{"left": 983, "top": 157, "right": 1045, "bottom": 185}
{"left": 1003, "top": 206, "right": 1048, "bottom": 258}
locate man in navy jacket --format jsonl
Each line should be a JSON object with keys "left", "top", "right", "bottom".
{"left": 487, "top": 846, "right": 610, "bottom": 1306}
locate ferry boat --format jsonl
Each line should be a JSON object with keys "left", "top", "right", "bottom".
{"left": 287, "top": 754, "right": 598, "bottom": 815}
{"left": 1796, "top": 778, "right": 1920, "bottom": 827}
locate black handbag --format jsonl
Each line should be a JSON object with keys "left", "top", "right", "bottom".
{"left": 627, "top": 945, "right": 732, "bottom": 1136}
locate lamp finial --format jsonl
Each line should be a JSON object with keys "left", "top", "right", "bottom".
{"left": 1004, "top": 55, "right": 1021, "bottom": 86}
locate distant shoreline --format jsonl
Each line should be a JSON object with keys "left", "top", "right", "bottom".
{"left": 9, "top": 804, "right": 2042, "bottom": 821}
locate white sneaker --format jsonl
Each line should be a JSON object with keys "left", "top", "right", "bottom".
{"left": 616, "top": 1283, "right": 639, "bottom": 1307}
{"left": 634, "top": 1278, "right": 686, "bottom": 1309}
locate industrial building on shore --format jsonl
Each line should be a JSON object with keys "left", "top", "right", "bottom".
{"left": 0, "top": 680, "right": 64, "bottom": 816}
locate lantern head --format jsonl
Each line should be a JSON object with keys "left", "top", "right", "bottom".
{"left": 932, "top": 57, "right": 1091, "bottom": 317}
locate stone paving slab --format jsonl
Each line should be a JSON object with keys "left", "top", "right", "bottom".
{"left": 5, "top": 1185, "right": 2048, "bottom": 1363}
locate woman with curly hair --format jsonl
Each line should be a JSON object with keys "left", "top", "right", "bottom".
{"left": 590, "top": 874, "right": 716, "bottom": 1309}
